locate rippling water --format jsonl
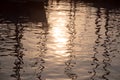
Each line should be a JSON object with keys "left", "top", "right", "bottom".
{"left": 0, "top": 0, "right": 120, "bottom": 80}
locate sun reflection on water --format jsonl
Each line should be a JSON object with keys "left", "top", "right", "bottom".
{"left": 48, "top": 5, "right": 70, "bottom": 57}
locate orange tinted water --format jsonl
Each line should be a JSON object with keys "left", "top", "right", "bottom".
{"left": 0, "top": 0, "right": 120, "bottom": 80}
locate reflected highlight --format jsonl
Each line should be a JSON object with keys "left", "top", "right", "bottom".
{"left": 48, "top": 4, "right": 69, "bottom": 57}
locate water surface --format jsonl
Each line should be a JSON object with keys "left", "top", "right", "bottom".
{"left": 0, "top": 0, "right": 120, "bottom": 80}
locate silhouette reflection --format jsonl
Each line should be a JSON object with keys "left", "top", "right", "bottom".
{"left": 34, "top": 27, "right": 48, "bottom": 80}
{"left": 91, "top": 7, "right": 101, "bottom": 80}
{"left": 10, "top": 23, "right": 24, "bottom": 80}
{"left": 101, "top": 7, "right": 120, "bottom": 80}
{"left": 101, "top": 9, "right": 111, "bottom": 80}
{"left": 91, "top": 2, "right": 120, "bottom": 80}
{"left": 0, "top": 0, "right": 120, "bottom": 80}
{"left": 0, "top": 1, "right": 48, "bottom": 27}
{"left": 65, "top": 1, "right": 77, "bottom": 80}
{"left": 0, "top": 1, "right": 48, "bottom": 80}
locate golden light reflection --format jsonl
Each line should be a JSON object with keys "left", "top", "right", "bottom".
{"left": 48, "top": 5, "right": 70, "bottom": 57}
{"left": 52, "top": 27, "right": 68, "bottom": 43}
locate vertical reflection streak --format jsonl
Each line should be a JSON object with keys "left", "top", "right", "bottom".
{"left": 11, "top": 23, "right": 24, "bottom": 80}
{"left": 47, "top": 0, "right": 69, "bottom": 57}
{"left": 33, "top": 28, "right": 48, "bottom": 80}
{"left": 91, "top": 7, "right": 101, "bottom": 80}
{"left": 65, "top": 1, "right": 77, "bottom": 80}
{"left": 102, "top": 9, "right": 111, "bottom": 80}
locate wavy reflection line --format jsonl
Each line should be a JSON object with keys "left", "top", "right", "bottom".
{"left": 102, "top": 8, "right": 116, "bottom": 80}
{"left": 106, "top": 10, "right": 120, "bottom": 57}
{"left": 10, "top": 23, "right": 24, "bottom": 80}
{"left": 33, "top": 28, "right": 48, "bottom": 80}
{"left": 65, "top": 1, "right": 77, "bottom": 80}
{"left": 91, "top": 7, "right": 120, "bottom": 80}
{"left": 102, "top": 39, "right": 111, "bottom": 80}
{"left": 90, "top": 7, "right": 102, "bottom": 80}
{"left": 101, "top": 9, "right": 119, "bottom": 80}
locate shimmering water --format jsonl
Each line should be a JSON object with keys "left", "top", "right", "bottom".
{"left": 0, "top": 0, "right": 120, "bottom": 80}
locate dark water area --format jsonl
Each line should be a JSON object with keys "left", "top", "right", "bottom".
{"left": 0, "top": 0, "right": 120, "bottom": 80}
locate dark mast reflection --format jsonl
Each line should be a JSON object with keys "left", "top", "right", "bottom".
{"left": 65, "top": 0, "right": 77, "bottom": 80}
{"left": 101, "top": 9, "right": 111, "bottom": 80}
{"left": 91, "top": 7, "right": 112, "bottom": 80}
{"left": 33, "top": 26, "right": 48, "bottom": 80}
{"left": 101, "top": 7, "right": 120, "bottom": 80}
{"left": 91, "top": 3, "right": 120, "bottom": 80}
{"left": 10, "top": 23, "right": 24, "bottom": 80}
{"left": 0, "top": 1, "right": 48, "bottom": 80}
{"left": 90, "top": 7, "right": 101, "bottom": 80}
